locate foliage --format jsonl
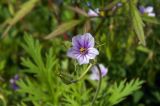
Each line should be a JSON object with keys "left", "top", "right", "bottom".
{"left": 0, "top": 0, "right": 160, "bottom": 106}
{"left": 16, "top": 35, "right": 143, "bottom": 105}
{"left": 107, "top": 79, "right": 144, "bottom": 106}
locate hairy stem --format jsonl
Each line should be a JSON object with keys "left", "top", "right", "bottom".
{"left": 91, "top": 64, "right": 102, "bottom": 106}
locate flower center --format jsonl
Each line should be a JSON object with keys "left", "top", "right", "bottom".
{"left": 79, "top": 47, "right": 87, "bottom": 54}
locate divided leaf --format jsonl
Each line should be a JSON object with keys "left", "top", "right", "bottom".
{"left": 108, "top": 79, "right": 144, "bottom": 106}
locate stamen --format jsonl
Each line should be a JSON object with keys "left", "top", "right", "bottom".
{"left": 80, "top": 47, "right": 86, "bottom": 53}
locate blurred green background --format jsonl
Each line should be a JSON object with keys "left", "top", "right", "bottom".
{"left": 0, "top": 0, "right": 160, "bottom": 106}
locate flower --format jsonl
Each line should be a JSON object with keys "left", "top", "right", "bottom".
{"left": 86, "top": 2, "right": 92, "bottom": 7}
{"left": 67, "top": 33, "right": 99, "bottom": 65}
{"left": 90, "top": 64, "right": 108, "bottom": 80}
{"left": 112, "top": 2, "right": 122, "bottom": 11}
{"left": 139, "top": 6, "right": 155, "bottom": 17}
{"left": 10, "top": 74, "right": 19, "bottom": 90}
{"left": 117, "top": 2, "right": 122, "bottom": 7}
{"left": 88, "top": 8, "right": 99, "bottom": 17}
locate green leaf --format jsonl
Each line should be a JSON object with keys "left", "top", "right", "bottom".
{"left": 65, "top": 5, "right": 88, "bottom": 17}
{"left": 106, "top": 46, "right": 112, "bottom": 61}
{"left": 2, "top": 0, "right": 38, "bottom": 37}
{"left": 130, "top": 1, "right": 146, "bottom": 46}
{"left": 21, "top": 34, "right": 44, "bottom": 69}
{"left": 44, "top": 20, "right": 81, "bottom": 39}
{"left": 20, "top": 34, "right": 59, "bottom": 104}
{"left": 133, "top": 91, "right": 143, "bottom": 103}
{"left": 136, "top": 45, "right": 151, "bottom": 53}
{"left": 108, "top": 79, "right": 144, "bottom": 106}
{"left": 17, "top": 78, "right": 48, "bottom": 102}
{"left": 142, "top": 16, "right": 160, "bottom": 24}
{"left": 0, "top": 60, "right": 6, "bottom": 71}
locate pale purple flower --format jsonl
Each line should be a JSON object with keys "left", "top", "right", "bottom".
{"left": 139, "top": 6, "right": 155, "bottom": 17}
{"left": 10, "top": 74, "right": 19, "bottom": 90}
{"left": 67, "top": 33, "right": 99, "bottom": 65}
{"left": 86, "top": 2, "right": 92, "bottom": 7}
{"left": 88, "top": 8, "right": 99, "bottom": 17}
{"left": 117, "top": 2, "right": 122, "bottom": 7}
{"left": 90, "top": 64, "right": 108, "bottom": 80}
{"left": 112, "top": 2, "right": 122, "bottom": 11}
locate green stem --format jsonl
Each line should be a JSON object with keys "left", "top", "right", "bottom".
{"left": 91, "top": 64, "right": 102, "bottom": 106}
{"left": 78, "top": 64, "right": 92, "bottom": 80}
{"left": 72, "top": 64, "right": 92, "bottom": 83}
{"left": 93, "top": 18, "right": 106, "bottom": 35}
{"left": 59, "top": 64, "right": 92, "bottom": 84}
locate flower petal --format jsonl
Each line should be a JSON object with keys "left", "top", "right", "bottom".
{"left": 99, "top": 64, "right": 108, "bottom": 76}
{"left": 145, "top": 6, "right": 153, "bottom": 13}
{"left": 90, "top": 64, "right": 108, "bottom": 80}
{"left": 77, "top": 55, "right": 89, "bottom": 65}
{"left": 117, "top": 2, "right": 122, "bottom": 7}
{"left": 90, "top": 73, "right": 99, "bottom": 80}
{"left": 148, "top": 12, "right": 155, "bottom": 17}
{"left": 67, "top": 47, "right": 81, "bottom": 59}
{"left": 72, "top": 35, "right": 82, "bottom": 48}
{"left": 72, "top": 33, "right": 95, "bottom": 49}
{"left": 139, "top": 6, "right": 145, "bottom": 14}
{"left": 87, "top": 48, "right": 99, "bottom": 59}
{"left": 91, "top": 65, "right": 98, "bottom": 74}
{"left": 88, "top": 9, "right": 98, "bottom": 17}
{"left": 82, "top": 33, "right": 95, "bottom": 48}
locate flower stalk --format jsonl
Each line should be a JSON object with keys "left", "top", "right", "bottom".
{"left": 59, "top": 64, "right": 93, "bottom": 84}
{"left": 72, "top": 63, "right": 93, "bottom": 83}
{"left": 91, "top": 64, "right": 102, "bottom": 106}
